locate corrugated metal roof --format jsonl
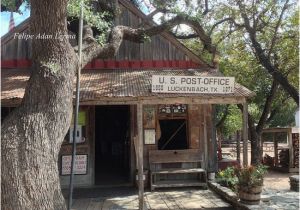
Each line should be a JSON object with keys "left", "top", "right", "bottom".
{"left": 1, "top": 69, "right": 255, "bottom": 104}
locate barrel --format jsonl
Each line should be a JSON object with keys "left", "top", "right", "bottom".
{"left": 238, "top": 186, "right": 262, "bottom": 205}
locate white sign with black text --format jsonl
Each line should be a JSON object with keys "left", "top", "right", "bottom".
{"left": 61, "top": 154, "right": 88, "bottom": 175}
{"left": 152, "top": 75, "right": 235, "bottom": 94}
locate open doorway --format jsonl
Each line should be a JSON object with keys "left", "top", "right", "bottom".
{"left": 95, "top": 105, "right": 130, "bottom": 186}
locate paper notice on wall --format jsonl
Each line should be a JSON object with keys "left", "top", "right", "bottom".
{"left": 61, "top": 154, "right": 88, "bottom": 175}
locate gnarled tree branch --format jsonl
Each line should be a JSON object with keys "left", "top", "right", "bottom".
{"left": 237, "top": 0, "right": 299, "bottom": 105}
{"left": 173, "top": 33, "right": 198, "bottom": 39}
{"left": 256, "top": 79, "right": 279, "bottom": 133}
{"left": 81, "top": 15, "right": 217, "bottom": 67}
{"left": 267, "top": 0, "right": 290, "bottom": 59}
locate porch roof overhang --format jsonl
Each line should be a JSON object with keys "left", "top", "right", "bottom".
{"left": 1, "top": 68, "right": 255, "bottom": 106}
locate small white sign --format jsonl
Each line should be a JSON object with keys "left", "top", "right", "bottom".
{"left": 61, "top": 154, "right": 88, "bottom": 175}
{"left": 136, "top": 174, "right": 146, "bottom": 180}
{"left": 69, "top": 125, "right": 85, "bottom": 143}
{"left": 144, "top": 129, "right": 156, "bottom": 144}
{"left": 152, "top": 75, "right": 235, "bottom": 94}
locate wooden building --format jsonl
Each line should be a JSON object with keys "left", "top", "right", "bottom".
{"left": 1, "top": 0, "right": 254, "bottom": 195}
{"left": 262, "top": 127, "right": 299, "bottom": 173}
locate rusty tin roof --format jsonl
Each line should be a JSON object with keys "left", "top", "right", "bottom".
{"left": 1, "top": 69, "right": 255, "bottom": 105}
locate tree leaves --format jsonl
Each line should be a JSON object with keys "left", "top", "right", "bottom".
{"left": 67, "top": 0, "right": 112, "bottom": 44}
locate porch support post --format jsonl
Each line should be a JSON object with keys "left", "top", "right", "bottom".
{"left": 242, "top": 102, "right": 248, "bottom": 166}
{"left": 203, "top": 105, "right": 208, "bottom": 170}
{"left": 211, "top": 105, "right": 218, "bottom": 172}
{"left": 137, "top": 103, "right": 144, "bottom": 210}
{"left": 236, "top": 130, "right": 241, "bottom": 163}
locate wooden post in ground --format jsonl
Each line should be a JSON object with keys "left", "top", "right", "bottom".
{"left": 236, "top": 130, "right": 241, "bottom": 163}
{"left": 211, "top": 105, "right": 218, "bottom": 172}
{"left": 288, "top": 128, "right": 293, "bottom": 170}
{"left": 242, "top": 102, "right": 248, "bottom": 166}
{"left": 203, "top": 105, "right": 208, "bottom": 170}
{"left": 274, "top": 133, "right": 278, "bottom": 167}
{"left": 137, "top": 103, "right": 144, "bottom": 210}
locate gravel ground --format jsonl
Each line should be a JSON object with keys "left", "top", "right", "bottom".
{"left": 263, "top": 170, "right": 294, "bottom": 190}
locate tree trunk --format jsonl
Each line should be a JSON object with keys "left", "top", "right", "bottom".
{"left": 1, "top": 0, "right": 77, "bottom": 209}
{"left": 249, "top": 130, "right": 262, "bottom": 165}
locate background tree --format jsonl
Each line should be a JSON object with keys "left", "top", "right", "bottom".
{"left": 218, "top": 2, "right": 298, "bottom": 164}
{"left": 173, "top": 0, "right": 298, "bottom": 164}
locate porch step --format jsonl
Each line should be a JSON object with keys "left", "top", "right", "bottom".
{"left": 152, "top": 168, "right": 205, "bottom": 174}
{"left": 152, "top": 179, "right": 207, "bottom": 189}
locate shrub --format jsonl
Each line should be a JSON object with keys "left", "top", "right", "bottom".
{"left": 234, "top": 164, "right": 268, "bottom": 187}
{"left": 216, "top": 167, "right": 238, "bottom": 190}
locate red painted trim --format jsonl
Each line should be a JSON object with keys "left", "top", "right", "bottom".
{"left": 119, "top": 61, "right": 130, "bottom": 68}
{"left": 1, "top": 59, "right": 200, "bottom": 69}
{"left": 141, "top": 60, "right": 153, "bottom": 68}
{"left": 17, "top": 59, "right": 31, "bottom": 68}
{"left": 1, "top": 59, "right": 32, "bottom": 68}
{"left": 130, "top": 61, "right": 141, "bottom": 68}
{"left": 93, "top": 60, "right": 104, "bottom": 68}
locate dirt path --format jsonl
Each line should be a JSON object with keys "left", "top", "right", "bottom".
{"left": 263, "top": 170, "right": 296, "bottom": 190}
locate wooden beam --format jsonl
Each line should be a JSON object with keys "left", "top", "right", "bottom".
{"left": 236, "top": 130, "right": 241, "bottom": 163}
{"left": 130, "top": 105, "right": 136, "bottom": 183}
{"left": 141, "top": 97, "right": 246, "bottom": 105}
{"left": 77, "top": 96, "right": 247, "bottom": 106}
{"left": 262, "top": 127, "right": 291, "bottom": 133}
{"left": 274, "top": 133, "right": 278, "bottom": 167}
{"left": 203, "top": 105, "right": 208, "bottom": 170}
{"left": 3, "top": 96, "right": 248, "bottom": 107}
{"left": 137, "top": 103, "right": 144, "bottom": 210}
{"left": 288, "top": 129, "right": 293, "bottom": 169}
{"left": 210, "top": 105, "right": 218, "bottom": 172}
{"left": 242, "top": 102, "right": 248, "bottom": 166}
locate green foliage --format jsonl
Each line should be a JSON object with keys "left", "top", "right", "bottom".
{"left": 216, "top": 167, "right": 238, "bottom": 190}
{"left": 234, "top": 164, "right": 268, "bottom": 187}
{"left": 214, "top": 164, "right": 268, "bottom": 190}
{"left": 216, "top": 105, "right": 242, "bottom": 138}
{"left": 2, "top": 0, "right": 17, "bottom": 11}
{"left": 183, "top": 1, "right": 298, "bottom": 134}
{"left": 217, "top": 6, "right": 299, "bottom": 129}
{"left": 67, "top": 0, "right": 112, "bottom": 44}
{"left": 2, "top": 0, "right": 29, "bottom": 12}
{"left": 268, "top": 98, "right": 297, "bottom": 127}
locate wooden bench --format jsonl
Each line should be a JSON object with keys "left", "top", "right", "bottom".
{"left": 149, "top": 149, "right": 207, "bottom": 191}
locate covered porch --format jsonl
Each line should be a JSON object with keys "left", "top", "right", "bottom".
{"left": 65, "top": 187, "right": 232, "bottom": 210}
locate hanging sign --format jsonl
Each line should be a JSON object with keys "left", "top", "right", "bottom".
{"left": 152, "top": 75, "right": 235, "bottom": 94}
{"left": 71, "top": 111, "right": 86, "bottom": 125}
{"left": 69, "top": 125, "right": 85, "bottom": 143}
{"left": 61, "top": 154, "right": 88, "bottom": 175}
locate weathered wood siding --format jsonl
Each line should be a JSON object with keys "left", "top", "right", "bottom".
{"left": 2, "top": 3, "right": 194, "bottom": 62}
{"left": 59, "top": 106, "right": 94, "bottom": 187}
{"left": 142, "top": 104, "right": 214, "bottom": 171}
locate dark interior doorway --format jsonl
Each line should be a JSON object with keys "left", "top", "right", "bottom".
{"left": 158, "top": 119, "right": 188, "bottom": 150}
{"left": 95, "top": 105, "right": 130, "bottom": 185}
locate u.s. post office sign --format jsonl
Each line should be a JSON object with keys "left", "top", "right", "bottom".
{"left": 152, "top": 75, "right": 235, "bottom": 94}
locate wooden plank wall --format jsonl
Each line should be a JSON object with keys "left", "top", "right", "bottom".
{"left": 2, "top": 4, "right": 188, "bottom": 62}
{"left": 116, "top": 3, "right": 188, "bottom": 61}
{"left": 58, "top": 106, "right": 94, "bottom": 187}
{"left": 1, "top": 26, "right": 32, "bottom": 60}
{"left": 141, "top": 104, "right": 214, "bottom": 171}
